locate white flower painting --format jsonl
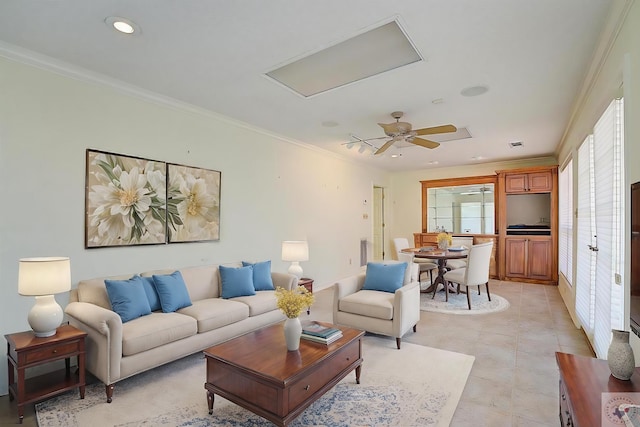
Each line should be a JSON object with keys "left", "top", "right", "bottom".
{"left": 167, "top": 164, "right": 221, "bottom": 242}
{"left": 86, "top": 150, "right": 167, "bottom": 247}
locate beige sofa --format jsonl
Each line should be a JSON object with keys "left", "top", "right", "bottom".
{"left": 64, "top": 263, "right": 296, "bottom": 402}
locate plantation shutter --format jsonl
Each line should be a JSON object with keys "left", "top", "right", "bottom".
{"left": 575, "top": 136, "right": 596, "bottom": 336}
{"left": 558, "top": 159, "right": 573, "bottom": 285}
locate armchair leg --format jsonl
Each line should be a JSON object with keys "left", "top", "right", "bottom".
{"left": 466, "top": 290, "right": 472, "bottom": 310}
{"left": 478, "top": 286, "right": 481, "bottom": 295}
{"left": 396, "top": 337, "right": 401, "bottom": 349}
{"left": 486, "top": 282, "right": 491, "bottom": 301}
{"left": 413, "top": 324, "right": 417, "bottom": 333}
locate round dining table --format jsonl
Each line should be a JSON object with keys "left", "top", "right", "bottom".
{"left": 402, "top": 247, "right": 468, "bottom": 294}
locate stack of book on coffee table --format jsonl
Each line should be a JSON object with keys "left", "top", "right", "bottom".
{"left": 301, "top": 321, "right": 343, "bottom": 345}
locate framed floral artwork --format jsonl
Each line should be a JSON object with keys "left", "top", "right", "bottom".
{"left": 167, "top": 163, "right": 221, "bottom": 243}
{"left": 85, "top": 149, "right": 167, "bottom": 248}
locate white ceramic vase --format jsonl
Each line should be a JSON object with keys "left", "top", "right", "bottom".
{"left": 608, "top": 329, "right": 635, "bottom": 380}
{"left": 284, "top": 317, "right": 302, "bottom": 351}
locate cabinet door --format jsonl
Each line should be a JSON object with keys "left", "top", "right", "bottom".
{"left": 505, "top": 238, "right": 528, "bottom": 277}
{"left": 528, "top": 239, "right": 552, "bottom": 279}
{"left": 504, "top": 174, "right": 528, "bottom": 193}
{"left": 527, "top": 171, "right": 553, "bottom": 193}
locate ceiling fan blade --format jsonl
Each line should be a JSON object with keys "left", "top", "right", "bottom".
{"left": 409, "top": 137, "right": 440, "bottom": 149}
{"left": 374, "top": 139, "right": 396, "bottom": 155}
{"left": 415, "top": 124, "right": 457, "bottom": 136}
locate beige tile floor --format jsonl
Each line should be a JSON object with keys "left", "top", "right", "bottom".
{"left": 0, "top": 279, "right": 593, "bottom": 426}
{"left": 313, "top": 279, "right": 593, "bottom": 426}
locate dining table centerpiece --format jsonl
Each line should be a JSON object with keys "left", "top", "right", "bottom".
{"left": 437, "top": 232, "right": 452, "bottom": 250}
{"left": 275, "top": 285, "right": 315, "bottom": 351}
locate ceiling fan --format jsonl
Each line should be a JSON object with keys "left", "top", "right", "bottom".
{"left": 370, "top": 111, "right": 457, "bottom": 155}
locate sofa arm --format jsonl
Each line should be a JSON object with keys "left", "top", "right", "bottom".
{"left": 65, "top": 302, "right": 123, "bottom": 386}
{"left": 332, "top": 273, "right": 366, "bottom": 318}
{"left": 271, "top": 271, "right": 297, "bottom": 291}
{"left": 392, "top": 281, "right": 421, "bottom": 336}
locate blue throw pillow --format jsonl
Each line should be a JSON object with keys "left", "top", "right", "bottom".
{"left": 220, "top": 265, "right": 256, "bottom": 299}
{"left": 362, "top": 262, "right": 407, "bottom": 293}
{"left": 152, "top": 271, "right": 192, "bottom": 313}
{"left": 134, "top": 275, "right": 162, "bottom": 312}
{"left": 104, "top": 276, "right": 152, "bottom": 323}
{"left": 242, "top": 260, "right": 275, "bottom": 291}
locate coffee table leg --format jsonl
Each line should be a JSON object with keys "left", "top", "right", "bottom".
{"left": 355, "top": 365, "right": 361, "bottom": 384}
{"left": 207, "top": 390, "right": 214, "bottom": 415}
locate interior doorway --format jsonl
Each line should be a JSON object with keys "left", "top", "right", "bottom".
{"left": 373, "top": 186, "right": 385, "bottom": 260}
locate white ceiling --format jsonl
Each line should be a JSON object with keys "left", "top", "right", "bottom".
{"left": 0, "top": 0, "right": 615, "bottom": 171}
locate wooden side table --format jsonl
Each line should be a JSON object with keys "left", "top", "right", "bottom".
{"left": 299, "top": 278, "right": 314, "bottom": 314}
{"left": 556, "top": 351, "right": 640, "bottom": 427}
{"left": 5, "top": 324, "right": 87, "bottom": 423}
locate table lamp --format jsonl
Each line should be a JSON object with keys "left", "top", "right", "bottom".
{"left": 18, "top": 257, "right": 71, "bottom": 337}
{"left": 281, "top": 241, "right": 309, "bottom": 279}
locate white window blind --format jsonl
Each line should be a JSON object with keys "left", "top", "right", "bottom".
{"left": 576, "top": 135, "right": 596, "bottom": 335}
{"left": 558, "top": 159, "right": 573, "bottom": 285}
{"left": 575, "top": 98, "right": 625, "bottom": 358}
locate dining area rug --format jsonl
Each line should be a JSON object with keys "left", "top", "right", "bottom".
{"left": 36, "top": 335, "right": 474, "bottom": 427}
{"left": 420, "top": 287, "right": 510, "bottom": 315}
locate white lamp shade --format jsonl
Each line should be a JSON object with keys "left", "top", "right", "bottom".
{"left": 18, "top": 257, "right": 71, "bottom": 296}
{"left": 281, "top": 241, "right": 309, "bottom": 262}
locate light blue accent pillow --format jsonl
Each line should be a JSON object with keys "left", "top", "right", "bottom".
{"left": 104, "top": 276, "right": 152, "bottom": 323}
{"left": 362, "top": 262, "right": 408, "bottom": 293}
{"left": 152, "top": 271, "right": 192, "bottom": 313}
{"left": 134, "top": 275, "right": 162, "bottom": 312}
{"left": 242, "top": 260, "right": 274, "bottom": 291}
{"left": 220, "top": 265, "right": 256, "bottom": 299}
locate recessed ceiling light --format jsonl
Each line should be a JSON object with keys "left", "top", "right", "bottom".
{"left": 432, "top": 98, "right": 444, "bottom": 104}
{"left": 105, "top": 16, "right": 140, "bottom": 35}
{"left": 390, "top": 154, "right": 402, "bottom": 158}
{"left": 461, "top": 85, "right": 489, "bottom": 97}
{"left": 471, "top": 156, "right": 484, "bottom": 160}
{"left": 427, "top": 161, "right": 439, "bottom": 165}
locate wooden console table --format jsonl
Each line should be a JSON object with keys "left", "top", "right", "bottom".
{"left": 556, "top": 352, "right": 640, "bottom": 427}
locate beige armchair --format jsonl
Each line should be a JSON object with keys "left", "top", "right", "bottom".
{"left": 333, "top": 261, "right": 420, "bottom": 349}
{"left": 446, "top": 236, "right": 474, "bottom": 270}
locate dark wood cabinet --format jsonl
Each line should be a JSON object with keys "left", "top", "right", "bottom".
{"left": 504, "top": 237, "right": 552, "bottom": 280}
{"left": 557, "top": 352, "right": 640, "bottom": 427}
{"left": 504, "top": 170, "right": 553, "bottom": 193}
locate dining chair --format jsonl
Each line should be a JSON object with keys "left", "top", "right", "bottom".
{"left": 442, "top": 242, "right": 493, "bottom": 309}
{"left": 446, "top": 236, "right": 474, "bottom": 270}
{"left": 393, "top": 237, "right": 437, "bottom": 286}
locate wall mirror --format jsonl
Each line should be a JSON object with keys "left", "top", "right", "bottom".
{"left": 421, "top": 176, "right": 497, "bottom": 234}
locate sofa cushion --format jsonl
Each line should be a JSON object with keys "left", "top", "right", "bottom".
{"left": 121, "top": 312, "right": 197, "bottom": 356}
{"left": 242, "top": 260, "right": 275, "bottom": 291}
{"left": 136, "top": 276, "right": 162, "bottom": 311}
{"left": 104, "top": 276, "right": 152, "bottom": 323}
{"left": 152, "top": 271, "right": 193, "bottom": 313}
{"left": 177, "top": 298, "right": 250, "bottom": 333}
{"left": 219, "top": 265, "right": 256, "bottom": 299}
{"left": 77, "top": 274, "right": 131, "bottom": 310}
{"left": 339, "top": 290, "right": 395, "bottom": 320}
{"left": 363, "top": 262, "right": 407, "bottom": 293}
{"left": 232, "top": 291, "right": 279, "bottom": 317}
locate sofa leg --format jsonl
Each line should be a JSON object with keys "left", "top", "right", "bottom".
{"left": 106, "top": 384, "right": 114, "bottom": 403}
{"left": 413, "top": 324, "right": 417, "bottom": 333}
{"left": 396, "top": 337, "right": 401, "bottom": 349}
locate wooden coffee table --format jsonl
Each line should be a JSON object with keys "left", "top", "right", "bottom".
{"left": 204, "top": 322, "right": 364, "bottom": 427}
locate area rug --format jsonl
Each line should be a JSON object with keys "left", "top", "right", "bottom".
{"left": 420, "top": 288, "right": 510, "bottom": 315}
{"left": 36, "top": 336, "right": 474, "bottom": 427}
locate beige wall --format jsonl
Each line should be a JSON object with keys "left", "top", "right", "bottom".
{"left": 554, "top": 1, "right": 640, "bottom": 359}
{"left": 0, "top": 55, "right": 390, "bottom": 394}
